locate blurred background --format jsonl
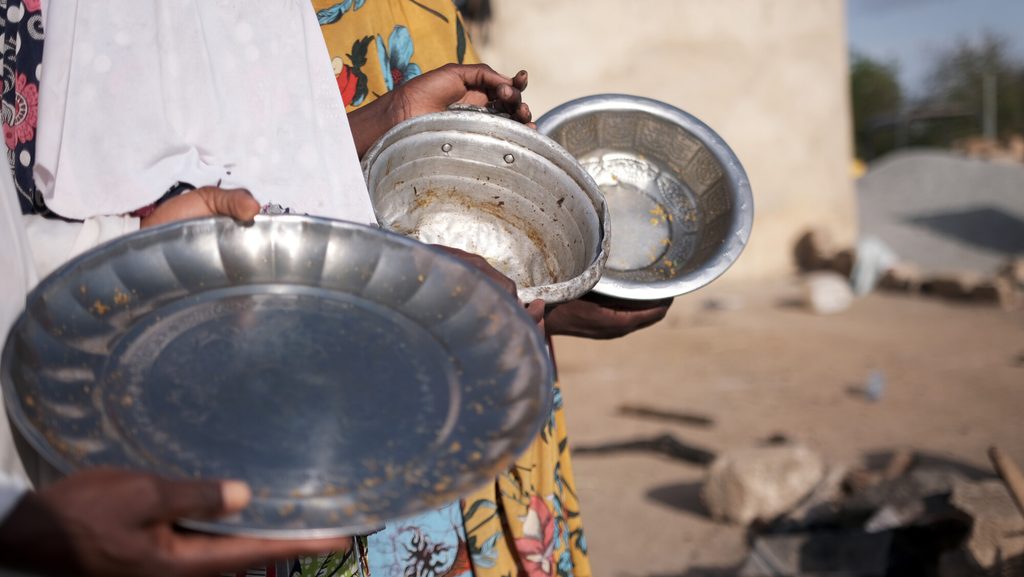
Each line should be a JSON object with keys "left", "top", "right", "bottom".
{"left": 463, "top": 1, "right": 1024, "bottom": 575}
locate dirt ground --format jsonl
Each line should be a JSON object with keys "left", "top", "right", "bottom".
{"left": 552, "top": 280, "right": 1024, "bottom": 577}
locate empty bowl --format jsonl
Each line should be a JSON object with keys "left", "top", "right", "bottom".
{"left": 362, "top": 108, "right": 610, "bottom": 304}
{"left": 537, "top": 94, "right": 753, "bottom": 300}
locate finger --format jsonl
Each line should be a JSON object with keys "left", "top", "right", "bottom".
{"left": 514, "top": 102, "right": 533, "bottom": 125}
{"left": 481, "top": 264, "right": 516, "bottom": 297}
{"left": 165, "top": 534, "right": 353, "bottom": 576}
{"left": 496, "top": 84, "right": 523, "bottom": 111}
{"left": 460, "top": 90, "right": 490, "bottom": 108}
{"left": 525, "top": 299, "right": 545, "bottom": 324}
{"left": 431, "top": 244, "right": 473, "bottom": 260}
{"left": 585, "top": 292, "right": 673, "bottom": 312}
{"left": 620, "top": 306, "right": 670, "bottom": 331}
{"left": 200, "top": 188, "right": 261, "bottom": 223}
{"left": 151, "top": 479, "right": 251, "bottom": 523}
{"left": 451, "top": 63, "right": 514, "bottom": 90}
{"left": 432, "top": 245, "right": 517, "bottom": 296}
{"left": 475, "top": 259, "right": 516, "bottom": 296}
{"left": 513, "top": 70, "right": 529, "bottom": 92}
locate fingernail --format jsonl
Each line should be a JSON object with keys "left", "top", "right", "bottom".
{"left": 221, "top": 480, "right": 252, "bottom": 510}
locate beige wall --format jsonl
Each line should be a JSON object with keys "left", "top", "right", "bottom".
{"left": 477, "top": 0, "right": 857, "bottom": 280}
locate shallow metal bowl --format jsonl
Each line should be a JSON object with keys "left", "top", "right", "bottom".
{"left": 2, "top": 216, "right": 553, "bottom": 538}
{"left": 538, "top": 95, "right": 754, "bottom": 300}
{"left": 362, "top": 108, "right": 610, "bottom": 304}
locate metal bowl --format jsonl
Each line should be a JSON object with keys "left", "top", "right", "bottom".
{"left": 361, "top": 108, "right": 610, "bottom": 304}
{"left": 537, "top": 94, "right": 753, "bottom": 300}
{"left": 2, "top": 216, "right": 553, "bottom": 538}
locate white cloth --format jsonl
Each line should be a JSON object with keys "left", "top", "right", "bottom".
{"left": 0, "top": 146, "right": 35, "bottom": 522}
{"left": 34, "top": 0, "right": 375, "bottom": 223}
{"left": 23, "top": 214, "right": 140, "bottom": 279}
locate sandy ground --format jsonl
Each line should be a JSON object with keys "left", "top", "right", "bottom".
{"left": 552, "top": 280, "right": 1024, "bottom": 577}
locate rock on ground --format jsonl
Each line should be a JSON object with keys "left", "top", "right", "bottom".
{"left": 702, "top": 445, "right": 826, "bottom": 526}
{"left": 802, "top": 271, "right": 855, "bottom": 315}
{"left": 950, "top": 478, "right": 1024, "bottom": 570}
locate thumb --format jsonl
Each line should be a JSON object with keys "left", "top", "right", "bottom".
{"left": 525, "top": 299, "right": 545, "bottom": 324}
{"left": 199, "top": 187, "right": 261, "bottom": 222}
{"left": 151, "top": 479, "right": 252, "bottom": 523}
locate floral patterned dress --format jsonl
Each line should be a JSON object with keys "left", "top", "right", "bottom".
{"left": 313, "top": 3, "right": 593, "bottom": 577}
{"left": 314, "top": 0, "right": 477, "bottom": 110}
{"left": 1, "top": 0, "right": 45, "bottom": 214}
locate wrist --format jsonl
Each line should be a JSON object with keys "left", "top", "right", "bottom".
{"left": 349, "top": 90, "right": 403, "bottom": 159}
{"left": 543, "top": 304, "right": 571, "bottom": 337}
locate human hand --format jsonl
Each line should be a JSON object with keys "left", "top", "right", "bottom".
{"left": 140, "top": 187, "right": 261, "bottom": 229}
{"left": 350, "top": 64, "right": 532, "bottom": 156}
{"left": 432, "top": 245, "right": 545, "bottom": 325}
{"left": 545, "top": 292, "right": 673, "bottom": 339}
{"left": 390, "top": 64, "right": 532, "bottom": 125}
{"left": 0, "top": 469, "right": 351, "bottom": 577}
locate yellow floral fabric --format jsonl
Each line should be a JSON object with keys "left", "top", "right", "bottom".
{"left": 313, "top": 0, "right": 479, "bottom": 112}
{"left": 461, "top": 384, "right": 592, "bottom": 577}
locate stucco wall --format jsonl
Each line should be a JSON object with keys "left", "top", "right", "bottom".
{"left": 476, "top": 0, "right": 857, "bottom": 280}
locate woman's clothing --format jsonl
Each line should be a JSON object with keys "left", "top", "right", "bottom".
{"left": 1, "top": 0, "right": 45, "bottom": 214}
{"left": 0, "top": 116, "right": 36, "bottom": 491}
{"left": 460, "top": 384, "right": 591, "bottom": 577}
{"left": 313, "top": 0, "right": 479, "bottom": 111}
{"left": 34, "top": 0, "right": 374, "bottom": 224}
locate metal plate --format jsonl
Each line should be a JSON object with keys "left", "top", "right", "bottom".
{"left": 2, "top": 216, "right": 553, "bottom": 538}
{"left": 537, "top": 94, "right": 754, "bottom": 300}
{"left": 362, "top": 109, "right": 610, "bottom": 304}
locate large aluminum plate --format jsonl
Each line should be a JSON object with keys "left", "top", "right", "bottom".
{"left": 2, "top": 216, "right": 553, "bottom": 538}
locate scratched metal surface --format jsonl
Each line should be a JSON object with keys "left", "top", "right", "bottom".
{"left": 2, "top": 216, "right": 553, "bottom": 538}
{"left": 362, "top": 108, "right": 610, "bottom": 304}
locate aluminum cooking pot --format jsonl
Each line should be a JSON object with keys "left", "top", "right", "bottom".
{"left": 361, "top": 107, "right": 610, "bottom": 304}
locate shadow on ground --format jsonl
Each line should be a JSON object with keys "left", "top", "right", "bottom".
{"left": 624, "top": 567, "right": 739, "bottom": 577}
{"left": 906, "top": 206, "right": 1024, "bottom": 255}
{"left": 646, "top": 481, "right": 708, "bottom": 518}
{"left": 860, "top": 449, "right": 994, "bottom": 480}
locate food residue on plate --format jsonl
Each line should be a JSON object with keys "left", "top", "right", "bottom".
{"left": 113, "top": 288, "right": 131, "bottom": 306}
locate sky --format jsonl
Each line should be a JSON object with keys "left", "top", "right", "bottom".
{"left": 847, "top": 0, "right": 1024, "bottom": 97}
